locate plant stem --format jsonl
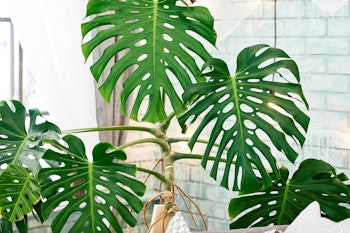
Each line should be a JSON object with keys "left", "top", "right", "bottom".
{"left": 117, "top": 138, "right": 170, "bottom": 152}
{"left": 137, "top": 167, "right": 167, "bottom": 183}
{"left": 62, "top": 125, "right": 158, "bottom": 136}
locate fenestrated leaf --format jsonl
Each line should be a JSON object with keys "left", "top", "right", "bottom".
{"left": 0, "top": 100, "right": 61, "bottom": 176}
{"left": 39, "top": 135, "right": 146, "bottom": 233}
{"left": 0, "top": 164, "right": 41, "bottom": 222}
{"left": 229, "top": 159, "right": 350, "bottom": 229}
{"left": 179, "top": 45, "right": 310, "bottom": 192}
{"left": 81, "top": 0, "right": 216, "bottom": 123}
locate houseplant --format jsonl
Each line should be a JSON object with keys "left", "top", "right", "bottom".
{"left": 0, "top": 0, "right": 349, "bottom": 232}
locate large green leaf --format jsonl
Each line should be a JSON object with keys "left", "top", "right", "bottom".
{"left": 229, "top": 159, "right": 350, "bottom": 229}
{"left": 0, "top": 100, "right": 61, "bottom": 176}
{"left": 0, "top": 164, "right": 41, "bottom": 222}
{"left": 179, "top": 45, "right": 310, "bottom": 192}
{"left": 39, "top": 135, "right": 146, "bottom": 233}
{"left": 81, "top": 0, "right": 216, "bottom": 123}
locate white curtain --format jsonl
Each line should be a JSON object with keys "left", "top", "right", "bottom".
{"left": 10, "top": 0, "right": 99, "bottom": 155}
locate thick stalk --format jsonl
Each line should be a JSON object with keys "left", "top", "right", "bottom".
{"left": 62, "top": 125, "right": 158, "bottom": 136}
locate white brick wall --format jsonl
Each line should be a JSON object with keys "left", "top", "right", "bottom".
{"left": 125, "top": 0, "right": 350, "bottom": 231}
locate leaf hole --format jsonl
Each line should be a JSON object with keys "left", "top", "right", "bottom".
{"left": 0, "top": 134, "right": 8, "bottom": 139}
{"left": 269, "top": 210, "right": 277, "bottom": 217}
{"left": 94, "top": 195, "right": 106, "bottom": 204}
{"left": 97, "top": 209, "right": 104, "bottom": 215}
{"left": 73, "top": 190, "right": 87, "bottom": 199}
{"left": 100, "top": 176, "right": 110, "bottom": 182}
{"left": 240, "top": 103, "right": 254, "bottom": 113}
{"left": 135, "top": 38, "right": 147, "bottom": 47}
{"left": 162, "top": 33, "right": 173, "bottom": 42}
{"left": 125, "top": 19, "right": 139, "bottom": 24}
{"left": 222, "top": 102, "right": 234, "bottom": 114}
{"left": 250, "top": 88, "right": 263, "bottom": 93}
{"left": 79, "top": 202, "right": 87, "bottom": 209}
{"left": 137, "top": 54, "right": 148, "bottom": 62}
{"left": 215, "top": 86, "right": 227, "bottom": 93}
{"left": 243, "top": 119, "right": 257, "bottom": 130}
{"left": 223, "top": 115, "right": 236, "bottom": 131}
{"left": 27, "top": 154, "right": 36, "bottom": 160}
{"left": 246, "top": 138, "right": 253, "bottom": 146}
{"left": 131, "top": 27, "right": 144, "bottom": 34}
{"left": 163, "top": 22, "right": 175, "bottom": 29}
{"left": 96, "top": 185, "right": 110, "bottom": 194}
{"left": 70, "top": 178, "right": 85, "bottom": 188}
{"left": 67, "top": 171, "right": 77, "bottom": 177}
{"left": 163, "top": 47, "right": 170, "bottom": 53}
{"left": 268, "top": 200, "right": 277, "bottom": 205}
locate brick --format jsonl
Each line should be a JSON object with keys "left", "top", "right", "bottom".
{"left": 305, "top": 1, "right": 350, "bottom": 18}
{"left": 326, "top": 93, "right": 350, "bottom": 111}
{"left": 293, "top": 55, "right": 327, "bottom": 74}
{"left": 328, "top": 19, "right": 350, "bottom": 36}
{"left": 306, "top": 38, "right": 348, "bottom": 55}
{"left": 244, "top": 19, "right": 280, "bottom": 37}
{"left": 302, "top": 91, "right": 327, "bottom": 110}
{"left": 304, "top": 74, "right": 349, "bottom": 93}
{"left": 325, "top": 148, "right": 348, "bottom": 169}
{"left": 308, "top": 110, "right": 348, "bottom": 131}
{"left": 327, "top": 56, "right": 350, "bottom": 74}
{"left": 284, "top": 19, "right": 326, "bottom": 36}
{"left": 225, "top": 2, "right": 264, "bottom": 20}
{"left": 276, "top": 0, "right": 305, "bottom": 18}
{"left": 277, "top": 38, "right": 306, "bottom": 55}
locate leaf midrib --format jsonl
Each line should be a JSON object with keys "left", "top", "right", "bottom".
{"left": 12, "top": 137, "right": 28, "bottom": 165}
{"left": 88, "top": 162, "right": 95, "bottom": 232}
{"left": 277, "top": 182, "right": 290, "bottom": 224}
{"left": 9, "top": 171, "right": 30, "bottom": 221}
{"left": 231, "top": 76, "right": 245, "bottom": 154}
{"left": 152, "top": 1, "right": 159, "bottom": 101}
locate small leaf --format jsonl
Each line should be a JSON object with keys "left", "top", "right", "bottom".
{"left": 0, "top": 164, "right": 41, "bottom": 222}
{"left": 81, "top": 0, "right": 216, "bottom": 123}
{"left": 179, "top": 45, "right": 310, "bottom": 192}
{"left": 0, "top": 100, "right": 61, "bottom": 176}
{"left": 229, "top": 159, "right": 350, "bottom": 229}
{"left": 39, "top": 135, "right": 146, "bottom": 233}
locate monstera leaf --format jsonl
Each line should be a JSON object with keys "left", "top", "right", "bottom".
{"left": 229, "top": 159, "right": 350, "bottom": 229}
{"left": 39, "top": 135, "right": 146, "bottom": 233}
{"left": 81, "top": 0, "right": 216, "bottom": 123}
{"left": 0, "top": 100, "right": 61, "bottom": 176}
{"left": 179, "top": 45, "right": 310, "bottom": 192}
{"left": 0, "top": 164, "right": 41, "bottom": 222}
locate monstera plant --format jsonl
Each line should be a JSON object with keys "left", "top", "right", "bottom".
{"left": 0, "top": 0, "right": 349, "bottom": 232}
